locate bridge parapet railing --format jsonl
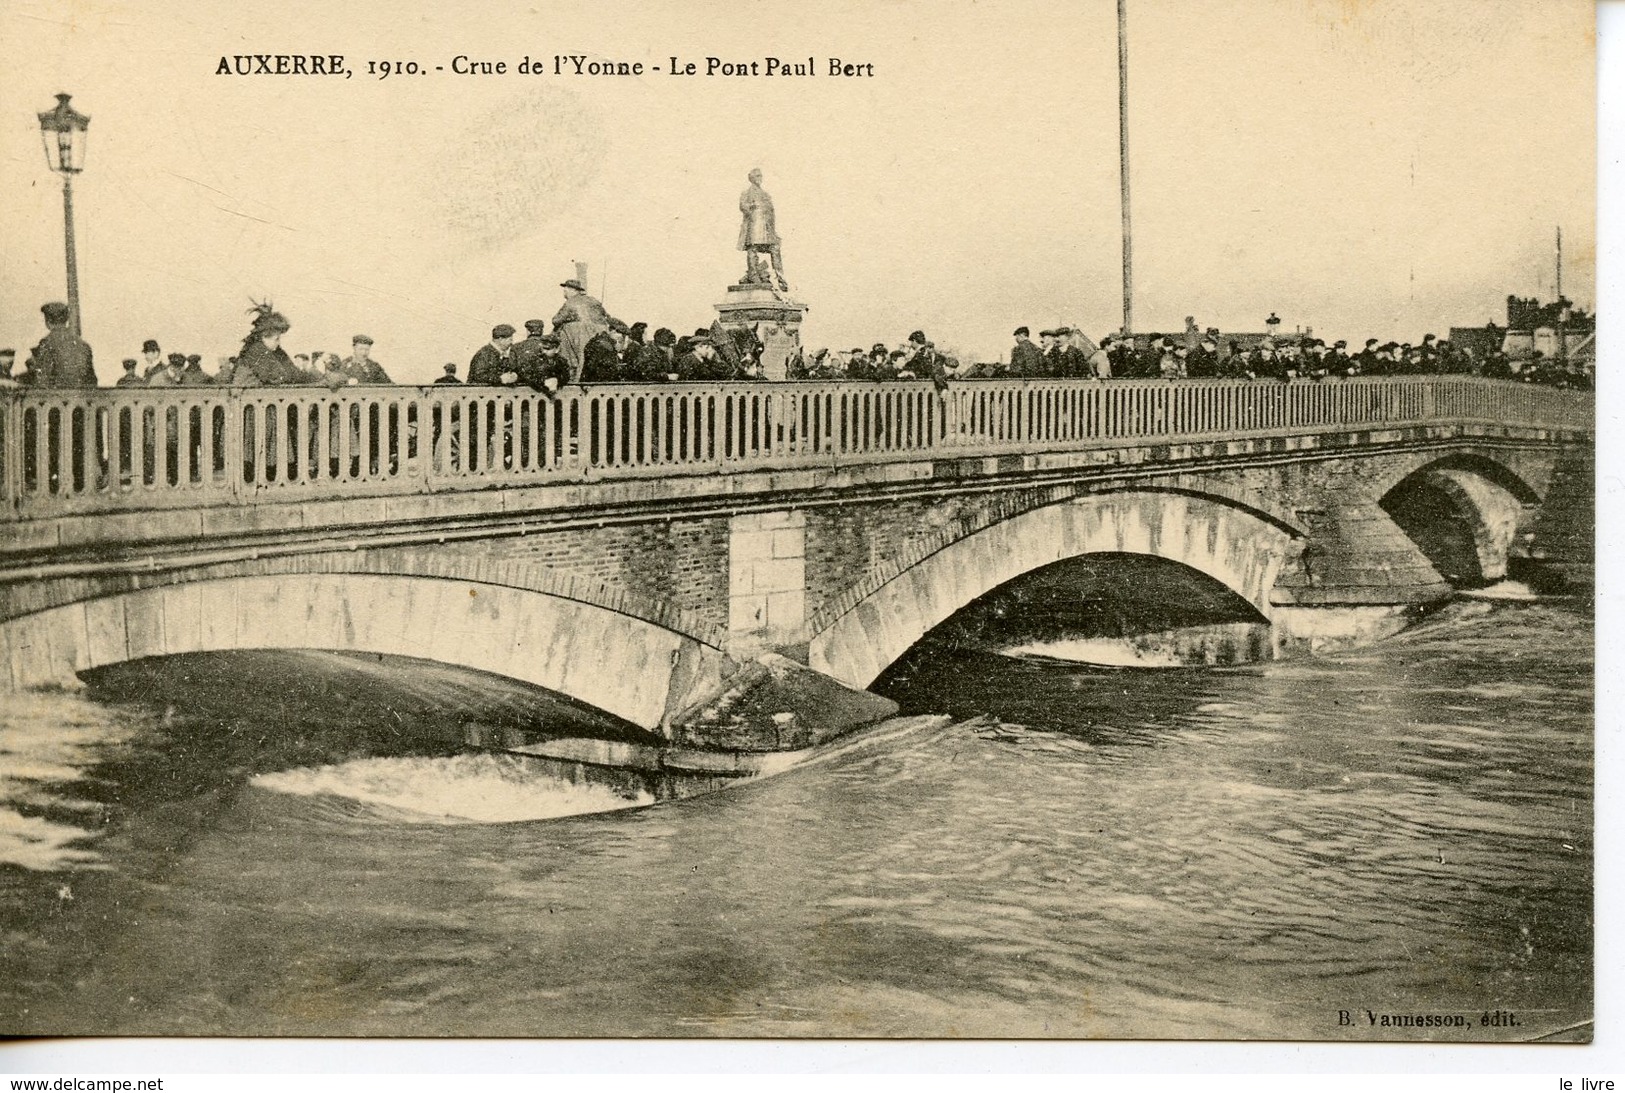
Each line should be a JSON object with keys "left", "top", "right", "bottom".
{"left": 0, "top": 376, "right": 1592, "bottom": 521}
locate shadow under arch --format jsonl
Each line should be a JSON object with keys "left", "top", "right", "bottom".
{"left": 1379, "top": 455, "right": 1538, "bottom": 586}
{"left": 809, "top": 489, "right": 1299, "bottom": 690}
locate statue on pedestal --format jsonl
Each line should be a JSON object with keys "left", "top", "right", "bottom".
{"left": 738, "top": 168, "right": 788, "bottom": 291}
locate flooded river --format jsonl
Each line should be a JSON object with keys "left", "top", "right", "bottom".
{"left": 0, "top": 592, "right": 1591, "bottom": 1039}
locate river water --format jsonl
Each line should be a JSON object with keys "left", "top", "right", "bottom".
{"left": 0, "top": 591, "right": 1591, "bottom": 1040}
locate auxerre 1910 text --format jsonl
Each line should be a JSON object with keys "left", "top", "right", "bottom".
{"left": 213, "top": 55, "right": 876, "bottom": 78}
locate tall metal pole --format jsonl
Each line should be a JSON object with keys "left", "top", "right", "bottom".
{"left": 1117, "top": 0, "right": 1133, "bottom": 339}
{"left": 1555, "top": 226, "right": 1566, "bottom": 366}
{"left": 62, "top": 173, "right": 82, "bottom": 337}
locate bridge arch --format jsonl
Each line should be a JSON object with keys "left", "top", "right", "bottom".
{"left": 0, "top": 573, "right": 729, "bottom": 731}
{"left": 1379, "top": 456, "right": 1538, "bottom": 585}
{"left": 808, "top": 490, "right": 1301, "bottom": 689}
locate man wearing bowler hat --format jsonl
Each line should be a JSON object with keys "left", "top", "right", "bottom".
{"left": 29, "top": 301, "right": 97, "bottom": 388}
{"left": 551, "top": 279, "right": 612, "bottom": 382}
{"left": 140, "top": 339, "right": 163, "bottom": 379}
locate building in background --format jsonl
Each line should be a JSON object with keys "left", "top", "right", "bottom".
{"left": 1452, "top": 295, "right": 1594, "bottom": 364}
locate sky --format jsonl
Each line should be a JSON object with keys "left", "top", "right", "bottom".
{"left": 0, "top": 0, "right": 1597, "bottom": 381}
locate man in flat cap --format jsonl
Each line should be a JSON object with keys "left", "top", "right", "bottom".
{"left": 626, "top": 328, "right": 678, "bottom": 383}
{"left": 342, "top": 334, "right": 392, "bottom": 385}
{"left": 525, "top": 335, "right": 572, "bottom": 393}
{"left": 1060, "top": 328, "right": 1096, "bottom": 379}
{"left": 469, "top": 324, "right": 519, "bottom": 386}
{"left": 145, "top": 352, "right": 189, "bottom": 387}
{"left": 29, "top": 301, "right": 97, "bottom": 387}
{"left": 552, "top": 279, "right": 611, "bottom": 382}
{"left": 1010, "top": 327, "right": 1043, "bottom": 377}
{"left": 115, "top": 358, "right": 145, "bottom": 387}
{"left": 512, "top": 320, "right": 549, "bottom": 377}
{"left": 581, "top": 318, "right": 628, "bottom": 383}
{"left": 433, "top": 362, "right": 462, "bottom": 385}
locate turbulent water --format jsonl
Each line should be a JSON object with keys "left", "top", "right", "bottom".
{"left": 0, "top": 593, "right": 1592, "bottom": 1039}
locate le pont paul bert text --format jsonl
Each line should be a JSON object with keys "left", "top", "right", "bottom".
{"left": 215, "top": 54, "right": 877, "bottom": 79}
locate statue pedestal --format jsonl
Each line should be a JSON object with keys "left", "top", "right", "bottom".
{"left": 714, "top": 284, "right": 809, "bottom": 380}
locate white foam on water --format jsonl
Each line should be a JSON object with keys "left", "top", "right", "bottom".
{"left": 0, "top": 808, "right": 103, "bottom": 872}
{"left": 252, "top": 752, "right": 653, "bottom": 825}
{"left": 1461, "top": 580, "right": 1541, "bottom": 601}
{"left": 1000, "top": 638, "right": 1185, "bottom": 668}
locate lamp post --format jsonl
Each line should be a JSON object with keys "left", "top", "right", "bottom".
{"left": 1116, "top": 0, "right": 1132, "bottom": 340}
{"left": 37, "top": 93, "right": 91, "bottom": 337}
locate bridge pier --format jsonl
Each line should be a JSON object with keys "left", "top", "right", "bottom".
{"left": 726, "top": 509, "right": 808, "bottom": 660}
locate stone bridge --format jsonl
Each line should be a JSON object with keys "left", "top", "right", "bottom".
{"left": 0, "top": 376, "right": 1592, "bottom": 754}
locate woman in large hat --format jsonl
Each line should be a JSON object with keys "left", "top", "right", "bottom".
{"left": 232, "top": 302, "right": 305, "bottom": 386}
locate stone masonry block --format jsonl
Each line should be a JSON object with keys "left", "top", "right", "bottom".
{"left": 753, "top": 509, "right": 804, "bottom": 531}
{"left": 730, "top": 529, "right": 776, "bottom": 564}
{"left": 749, "top": 557, "right": 804, "bottom": 596}
{"left": 766, "top": 589, "right": 806, "bottom": 631}
{"left": 730, "top": 593, "right": 768, "bottom": 635}
{"left": 771, "top": 528, "right": 805, "bottom": 560}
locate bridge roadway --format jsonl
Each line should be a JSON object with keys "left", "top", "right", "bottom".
{"left": 0, "top": 375, "right": 1594, "bottom": 758}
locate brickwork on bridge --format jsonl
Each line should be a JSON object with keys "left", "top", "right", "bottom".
{"left": 443, "top": 518, "right": 731, "bottom": 640}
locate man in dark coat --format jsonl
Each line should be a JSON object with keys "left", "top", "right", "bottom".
{"left": 140, "top": 339, "right": 163, "bottom": 380}
{"left": 1010, "top": 327, "right": 1043, "bottom": 377}
{"left": 511, "top": 319, "right": 550, "bottom": 381}
{"left": 580, "top": 318, "right": 627, "bottom": 383}
{"left": 903, "top": 330, "right": 950, "bottom": 391}
{"left": 468, "top": 324, "right": 519, "bottom": 385}
{"left": 1186, "top": 337, "right": 1220, "bottom": 378}
{"left": 518, "top": 335, "right": 572, "bottom": 392}
{"left": 1354, "top": 338, "right": 1381, "bottom": 375}
{"left": 145, "top": 352, "right": 190, "bottom": 387}
{"left": 1058, "top": 328, "right": 1091, "bottom": 378}
{"left": 115, "top": 358, "right": 146, "bottom": 387}
{"left": 341, "top": 335, "right": 392, "bottom": 384}
{"left": 675, "top": 337, "right": 729, "bottom": 381}
{"left": 29, "top": 302, "right": 97, "bottom": 387}
{"left": 1039, "top": 330, "right": 1066, "bottom": 377}
{"left": 433, "top": 362, "right": 463, "bottom": 385}
{"left": 627, "top": 328, "right": 677, "bottom": 382}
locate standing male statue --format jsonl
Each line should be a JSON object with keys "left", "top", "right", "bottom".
{"left": 738, "top": 168, "right": 788, "bottom": 290}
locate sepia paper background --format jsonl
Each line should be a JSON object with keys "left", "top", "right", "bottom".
{"left": 0, "top": 0, "right": 1608, "bottom": 1070}
{"left": 0, "top": 0, "right": 1595, "bottom": 377}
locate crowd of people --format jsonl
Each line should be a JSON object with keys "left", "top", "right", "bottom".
{"left": 0, "top": 295, "right": 1592, "bottom": 394}
{"left": 795, "top": 325, "right": 1592, "bottom": 390}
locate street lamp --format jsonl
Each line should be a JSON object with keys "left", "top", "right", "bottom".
{"left": 37, "top": 93, "right": 90, "bottom": 337}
